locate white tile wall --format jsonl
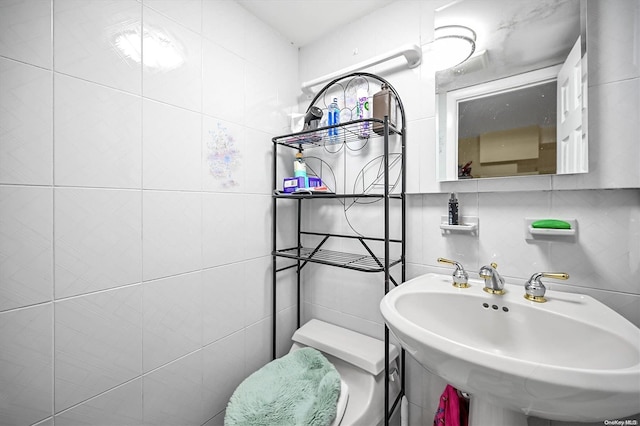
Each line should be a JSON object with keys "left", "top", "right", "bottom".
{"left": 54, "top": 188, "right": 142, "bottom": 298}
{"left": 142, "top": 7, "right": 202, "bottom": 112}
{"left": 0, "top": 304, "right": 53, "bottom": 425}
{"left": 142, "top": 99, "right": 201, "bottom": 191}
{"left": 143, "top": 272, "right": 203, "bottom": 372}
{"left": 54, "top": 285, "right": 143, "bottom": 412}
{"left": 54, "top": 74, "right": 142, "bottom": 189}
{"left": 53, "top": 0, "right": 142, "bottom": 94}
{"left": 0, "top": 58, "right": 53, "bottom": 185}
{"left": 0, "top": 0, "right": 52, "bottom": 70}
{"left": 0, "top": 0, "right": 297, "bottom": 424}
{"left": 2, "top": 0, "right": 638, "bottom": 425}
{"left": 0, "top": 186, "right": 53, "bottom": 311}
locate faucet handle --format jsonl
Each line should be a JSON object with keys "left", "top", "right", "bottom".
{"left": 437, "top": 257, "right": 469, "bottom": 288}
{"left": 525, "top": 272, "right": 569, "bottom": 303}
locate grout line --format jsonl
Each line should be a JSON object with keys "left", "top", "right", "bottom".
{"left": 50, "top": 0, "right": 57, "bottom": 419}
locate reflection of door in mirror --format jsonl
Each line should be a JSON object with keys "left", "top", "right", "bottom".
{"left": 557, "top": 37, "right": 588, "bottom": 174}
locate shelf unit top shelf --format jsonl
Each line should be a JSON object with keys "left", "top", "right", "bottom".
{"left": 273, "top": 118, "right": 402, "bottom": 149}
{"left": 274, "top": 247, "right": 402, "bottom": 273}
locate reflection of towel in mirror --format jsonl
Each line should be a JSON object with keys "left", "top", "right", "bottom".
{"left": 225, "top": 347, "right": 341, "bottom": 426}
{"left": 433, "top": 384, "right": 469, "bottom": 426}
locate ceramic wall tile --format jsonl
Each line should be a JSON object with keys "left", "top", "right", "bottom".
{"left": 0, "top": 186, "right": 53, "bottom": 311}
{"left": 202, "top": 117, "right": 246, "bottom": 192}
{"left": 476, "top": 174, "right": 553, "bottom": 192}
{"left": 55, "top": 285, "right": 143, "bottom": 412}
{"left": 54, "top": 74, "right": 142, "bottom": 189}
{"left": 243, "top": 195, "right": 271, "bottom": 259}
{"left": 143, "top": 0, "right": 202, "bottom": 34}
{"left": 477, "top": 192, "right": 552, "bottom": 277}
{"left": 143, "top": 350, "right": 204, "bottom": 426}
{"left": 244, "top": 257, "right": 272, "bottom": 327}
{"left": 142, "top": 99, "right": 201, "bottom": 191}
{"left": 405, "top": 195, "right": 423, "bottom": 264}
{"left": 202, "top": 192, "right": 245, "bottom": 268}
{"left": 274, "top": 265, "right": 297, "bottom": 314}
{"left": 548, "top": 189, "right": 640, "bottom": 295}
{"left": 54, "top": 0, "right": 142, "bottom": 94}
{"left": 244, "top": 64, "right": 279, "bottom": 134}
{"left": 54, "top": 188, "right": 142, "bottom": 299}
{"left": 142, "top": 7, "right": 201, "bottom": 112}
{"left": 241, "top": 127, "right": 272, "bottom": 195}
{"left": 244, "top": 317, "right": 271, "bottom": 376}
{"left": 202, "top": 263, "right": 245, "bottom": 346}
{"left": 569, "top": 78, "right": 639, "bottom": 189}
{"left": 0, "top": 0, "right": 52, "bottom": 69}
{"left": 587, "top": 0, "right": 640, "bottom": 86}
{"left": 202, "top": 331, "right": 246, "bottom": 421}
{"left": 276, "top": 306, "right": 297, "bottom": 358}
{"left": 54, "top": 379, "right": 143, "bottom": 426}
{"left": 0, "top": 58, "right": 53, "bottom": 185}
{"left": 143, "top": 271, "right": 202, "bottom": 372}
{"left": 202, "top": 40, "right": 245, "bottom": 125}
{"left": 202, "top": 0, "right": 246, "bottom": 58}
{"left": 336, "top": 268, "right": 386, "bottom": 324}
{"left": 0, "top": 304, "right": 53, "bottom": 426}
{"left": 142, "top": 191, "right": 202, "bottom": 281}
{"left": 244, "top": 13, "right": 282, "bottom": 74}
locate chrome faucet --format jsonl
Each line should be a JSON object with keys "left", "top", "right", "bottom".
{"left": 525, "top": 272, "right": 569, "bottom": 302}
{"left": 437, "top": 257, "right": 469, "bottom": 288}
{"left": 479, "top": 263, "right": 505, "bottom": 294}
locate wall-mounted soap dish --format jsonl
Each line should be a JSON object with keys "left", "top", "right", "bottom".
{"left": 440, "top": 215, "right": 479, "bottom": 235}
{"left": 524, "top": 218, "right": 577, "bottom": 241}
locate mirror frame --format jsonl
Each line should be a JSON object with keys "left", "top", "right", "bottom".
{"left": 435, "top": 0, "right": 588, "bottom": 183}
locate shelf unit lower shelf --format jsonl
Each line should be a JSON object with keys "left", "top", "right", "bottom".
{"left": 274, "top": 247, "right": 402, "bottom": 273}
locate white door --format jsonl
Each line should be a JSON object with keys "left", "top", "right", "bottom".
{"left": 557, "top": 36, "right": 588, "bottom": 174}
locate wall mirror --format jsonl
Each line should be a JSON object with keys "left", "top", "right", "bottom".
{"left": 435, "top": 0, "right": 588, "bottom": 181}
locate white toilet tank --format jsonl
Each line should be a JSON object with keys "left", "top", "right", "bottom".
{"left": 290, "top": 320, "right": 400, "bottom": 426}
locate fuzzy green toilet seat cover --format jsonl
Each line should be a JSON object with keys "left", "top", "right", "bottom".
{"left": 225, "top": 347, "right": 341, "bottom": 426}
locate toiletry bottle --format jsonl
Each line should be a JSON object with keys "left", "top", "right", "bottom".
{"left": 356, "top": 87, "right": 370, "bottom": 138}
{"left": 327, "top": 98, "right": 340, "bottom": 143}
{"left": 448, "top": 193, "right": 459, "bottom": 225}
{"left": 294, "top": 152, "right": 308, "bottom": 188}
{"left": 373, "top": 83, "right": 397, "bottom": 135}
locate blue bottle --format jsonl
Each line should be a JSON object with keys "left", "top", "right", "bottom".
{"left": 328, "top": 97, "right": 340, "bottom": 143}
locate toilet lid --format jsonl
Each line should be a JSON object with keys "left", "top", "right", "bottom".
{"left": 330, "top": 380, "right": 349, "bottom": 426}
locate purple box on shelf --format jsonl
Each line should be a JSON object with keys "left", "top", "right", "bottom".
{"left": 282, "top": 176, "right": 322, "bottom": 193}
{"left": 283, "top": 177, "right": 305, "bottom": 193}
{"left": 308, "top": 176, "right": 322, "bottom": 188}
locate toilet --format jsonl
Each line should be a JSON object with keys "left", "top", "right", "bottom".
{"left": 227, "top": 319, "right": 400, "bottom": 426}
{"left": 290, "top": 319, "right": 400, "bottom": 426}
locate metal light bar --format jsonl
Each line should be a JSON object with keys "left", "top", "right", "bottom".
{"left": 300, "top": 44, "right": 422, "bottom": 95}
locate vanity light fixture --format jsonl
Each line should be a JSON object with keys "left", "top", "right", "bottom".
{"left": 434, "top": 25, "right": 476, "bottom": 71}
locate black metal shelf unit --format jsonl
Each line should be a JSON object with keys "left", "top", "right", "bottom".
{"left": 270, "top": 72, "right": 406, "bottom": 426}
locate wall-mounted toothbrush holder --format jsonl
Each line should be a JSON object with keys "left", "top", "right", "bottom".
{"left": 440, "top": 216, "right": 479, "bottom": 235}
{"left": 524, "top": 218, "right": 578, "bottom": 242}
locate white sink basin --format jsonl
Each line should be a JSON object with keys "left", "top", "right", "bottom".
{"left": 380, "top": 273, "right": 640, "bottom": 424}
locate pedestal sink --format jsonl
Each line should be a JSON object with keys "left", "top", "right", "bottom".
{"left": 380, "top": 273, "right": 640, "bottom": 425}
